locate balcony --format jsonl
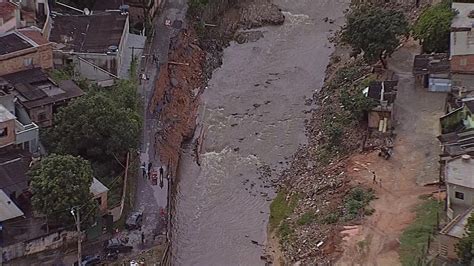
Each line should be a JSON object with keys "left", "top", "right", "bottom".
{"left": 15, "top": 120, "right": 39, "bottom": 153}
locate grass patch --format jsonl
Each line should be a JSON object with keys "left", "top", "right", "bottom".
{"left": 297, "top": 211, "right": 316, "bottom": 226}
{"left": 343, "top": 187, "right": 375, "bottom": 221}
{"left": 278, "top": 221, "right": 294, "bottom": 242}
{"left": 269, "top": 190, "right": 298, "bottom": 231}
{"left": 322, "top": 212, "right": 340, "bottom": 224}
{"left": 399, "top": 199, "right": 441, "bottom": 266}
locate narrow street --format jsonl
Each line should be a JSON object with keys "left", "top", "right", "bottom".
{"left": 336, "top": 40, "right": 446, "bottom": 265}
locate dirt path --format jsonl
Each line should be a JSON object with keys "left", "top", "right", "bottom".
{"left": 336, "top": 41, "right": 445, "bottom": 265}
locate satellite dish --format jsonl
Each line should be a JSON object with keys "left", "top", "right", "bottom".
{"left": 84, "top": 8, "right": 90, "bottom": 15}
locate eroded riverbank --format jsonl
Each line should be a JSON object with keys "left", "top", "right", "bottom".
{"left": 172, "top": 0, "right": 348, "bottom": 264}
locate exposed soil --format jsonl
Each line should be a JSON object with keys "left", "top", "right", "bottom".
{"left": 148, "top": 29, "right": 206, "bottom": 175}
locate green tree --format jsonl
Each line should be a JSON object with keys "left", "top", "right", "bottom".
{"left": 457, "top": 212, "right": 474, "bottom": 264}
{"left": 29, "top": 154, "right": 96, "bottom": 225}
{"left": 43, "top": 83, "right": 141, "bottom": 169}
{"left": 412, "top": 0, "right": 456, "bottom": 53}
{"left": 342, "top": 5, "right": 409, "bottom": 68}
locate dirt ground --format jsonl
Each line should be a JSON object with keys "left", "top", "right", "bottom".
{"left": 336, "top": 40, "right": 446, "bottom": 265}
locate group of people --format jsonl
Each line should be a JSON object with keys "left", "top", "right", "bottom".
{"left": 140, "top": 162, "right": 165, "bottom": 188}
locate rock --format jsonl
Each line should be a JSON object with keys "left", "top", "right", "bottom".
{"left": 253, "top": 103, "right": 261, "bottom": 108}
{"left": 170, "top": 78, "right": 179, "bottom": 87}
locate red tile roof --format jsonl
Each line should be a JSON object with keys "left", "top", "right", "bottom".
{"left": 18, "top": 28, "right": 49, "bottom": 45}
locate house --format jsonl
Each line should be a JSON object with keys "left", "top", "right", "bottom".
{"left": 413, "top": 53, "right": 451, "bottom": 92}
{"left": 0, "top": 1, "right": 19, "bottom": 33}
{"left": 450, "top": 2, "right": 474, "bottom": 94}
{"left": 93, "top": 0, "right": 162, "bottom": 29}
{"left": 0, "top": 188, "right": 25, "bottom": 246}
{"left": 0, "top": 29, "right": 53, "bottom": 76}
{"left": 90, "top": 178, "right": 109, "bottom": 212}
{"left": 1, "top": 68, "right": 84, "bottom": 127}
{"left": 364, "top": 80, "right": 398, "bottom": 132}
{"left": 439, "top": 207, "right": 474, "bottom": 260}
{"left": 445, "top": 155, "right": 474, "bottom": 219}
{"left": 439, "top": 100, "right": 474, "bottom": 135}
{"left": 50, "top": 11, "right": 130, "bottom": 86}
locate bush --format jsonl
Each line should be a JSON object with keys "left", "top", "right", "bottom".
{"left": 343, "top": 187, "right": 375, "bottom": 221}
{"left": 322, "top": 213, "right": 340, "bottom": 224}
{"left": 269, "top": 191, "right": 298, "bottom": 231}
{"left": 297, "top": 211, "right": 316, "bottom": 226}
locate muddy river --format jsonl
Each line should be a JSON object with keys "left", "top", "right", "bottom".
{"left": 172, "top": 0, "right": 348, "bottom": 264}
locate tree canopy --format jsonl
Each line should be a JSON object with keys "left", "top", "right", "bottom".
{"left": 457, "top": 212, "right": 474, "bottom": 264}
{"left": 42, "top": 81, "right": 141, "bottom": 170}
{"left": 341, "top": 5, "right": 409, "bottom": 67}
{"left": 29, "top": 154, "right": 96, "bottom": 224}
{"left": 412, "top": 0, "right": 456, "bottom": 53}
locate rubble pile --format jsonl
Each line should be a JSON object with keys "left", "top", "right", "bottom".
{"left": 150, "top": 29, "right": 206, "bottom": 175}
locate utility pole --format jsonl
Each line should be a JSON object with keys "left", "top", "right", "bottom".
{"left": 71, "top": 207, "right": 81, "bottom": 264}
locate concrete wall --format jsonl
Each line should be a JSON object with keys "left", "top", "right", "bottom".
{"left": 0, "top": 17, "right": 17, "bottom": 34}
{"left": 0, "top": 45, "right": 53, "bottom": 76}
{"left": 2, "top": 230, "right": 81, "bottom": 262}
{"left": 447, "top": 183, "right": 474, "bottom": 211}
{"left": 451, "top": 31, "right": 474, "bottom": 56}
{"left": 0, "top": 119, "right": 15, "bottom": 147}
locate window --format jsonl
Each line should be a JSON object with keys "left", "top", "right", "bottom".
{"left": 455, "top": 191, "right": 464, "bottom": 200}
{"left": 23, "top": 58, "right": 33, "bottom": 67}
{"left": 461, "top": 58, "right": 468, "bottom": 66}
{"left": 0, "top": 127, "right": 7, "bottom": 137}
{"left": 37, "top": 112, "right": 46, "bottom": 121}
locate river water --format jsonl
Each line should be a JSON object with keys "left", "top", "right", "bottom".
{"left": 172, "top": 0, "right": 348, "bottom": 265}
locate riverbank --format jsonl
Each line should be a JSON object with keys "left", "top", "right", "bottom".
{"left": 172, "top": 0, "right": 347, "bottom": 264}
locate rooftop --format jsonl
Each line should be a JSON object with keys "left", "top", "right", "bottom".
{"left": 50, "top": 11, "right": 127, "bottom": 53}
{"left": 0, "top": 32, "right": 34, "bottom": 55}
{"left": 90, "top": 178, "right": 109, "bottom": 197}
{"left": 366, "top": 80, "right": 398, "bottom": 104}
{"left": 0, "top": 189, "right": 24, "bottom": 222}
{"left": 413, "top": 53, "right": 450, "bottom": 75}
{"left": 17, "top": 27, "right": 49, "bottom": 45}
{"left": 441, "top": 207, "right": 474, "bottom": 238}
{"left": 0, "top": 2, "right": 16, "bottom": 22}
{"left": 1, "top": 68, "right": 84, "bottom": 110}
{"left": 0, "top": 150, "right": 33, "bottom": 196}
{"left": 446, "top": 155, "right": 474, "bottom": 188}
{"left": 0, "top": 103, "right": 15, "bottom": 122}
{"left": 452, "top": 2, "right": 474, "bottom": 30}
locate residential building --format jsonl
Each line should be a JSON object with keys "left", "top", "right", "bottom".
{"left": 364, "top": 80, "right": 398, "bottom": 132}
{"left": 93, "top": 0, "right": 162, "bottom": 29}
{"left": 0, "top": 1, "right": 19, "bottom": 33}
{"left": 1, "top": 68, "right": 84, "bottom": 127}
{"left": 0, "top": 81, "right": 39, "bottom": 153}
{"left": 445, "top": 155, "right": 474, "bottom": 219}
{"left": 0, "top": 29, "right": 53, "bottom": 76}
{"left": 413, "top": 53, "right": 451, "bottom": 92}
{"left": 439, "top": 207, "right": 474, "bottom": 260}
{"left": 91, "top": 178, "right": 109, "bottom": 212}
{"left": 450, "top": 2, "right": 474, "bottom": 96}
{"left": 50, "top": 11, "right": 130, "bottom": 86}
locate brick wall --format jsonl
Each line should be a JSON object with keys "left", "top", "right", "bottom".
{"left": 0, "top": 119, "right": 16, "bottom": 147}
{"left": 0, "top": 44, "right": 53, "bottom": 76}
{"left": 451, "top": 55, "right": 474, "bottom": 74}
{"left": 28, "top": 105, "right": 53, "bottom": 127}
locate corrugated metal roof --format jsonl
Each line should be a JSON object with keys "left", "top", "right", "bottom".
{"left": 0, "top": 189, "right": 24, "bottom": 222}
{"left": 90, "top": 178, "right": 109, "bottom": 196}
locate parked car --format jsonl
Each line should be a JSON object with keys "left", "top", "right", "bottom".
{"left": 125, "top": 211, "right": 143, "bottom": 230}
{"left": 104, "top": 238, "right": 133, "bottom": 253}
{"left": 74, "top": 255, "right": 102, "bottom": 266}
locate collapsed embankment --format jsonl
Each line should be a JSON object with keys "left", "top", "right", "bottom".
{"left": 148, "top": 29, "right": 206, "bottom": 176}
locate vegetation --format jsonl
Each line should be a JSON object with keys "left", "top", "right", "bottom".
{"left": 399, "top": 198, "right": 442, "bottom": 266}
{"left": 269, "top": 191, "right": 298, "bottom": 233}
{"left": 42, "top": 81, "right": 141, "bottom": 178}
{"left": 412, "top": 0, "right": 456, "bottom": 53}
{"left": 342, "top": 5, "right": 409, "bottom": 68}
{"left": 457, "top": 212, "right": 474, "bottom": 264}
{"left": 342, "top": 187, "right": 375, "bottom": 221}
{"left": 297, "top": 211, "right": 316, "bottom": 226}
{"left": 340, "top": 88, "right": 376, "bottom": 121}
{"left": 29, "top": 154, "right": 97, "bottom": 225}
